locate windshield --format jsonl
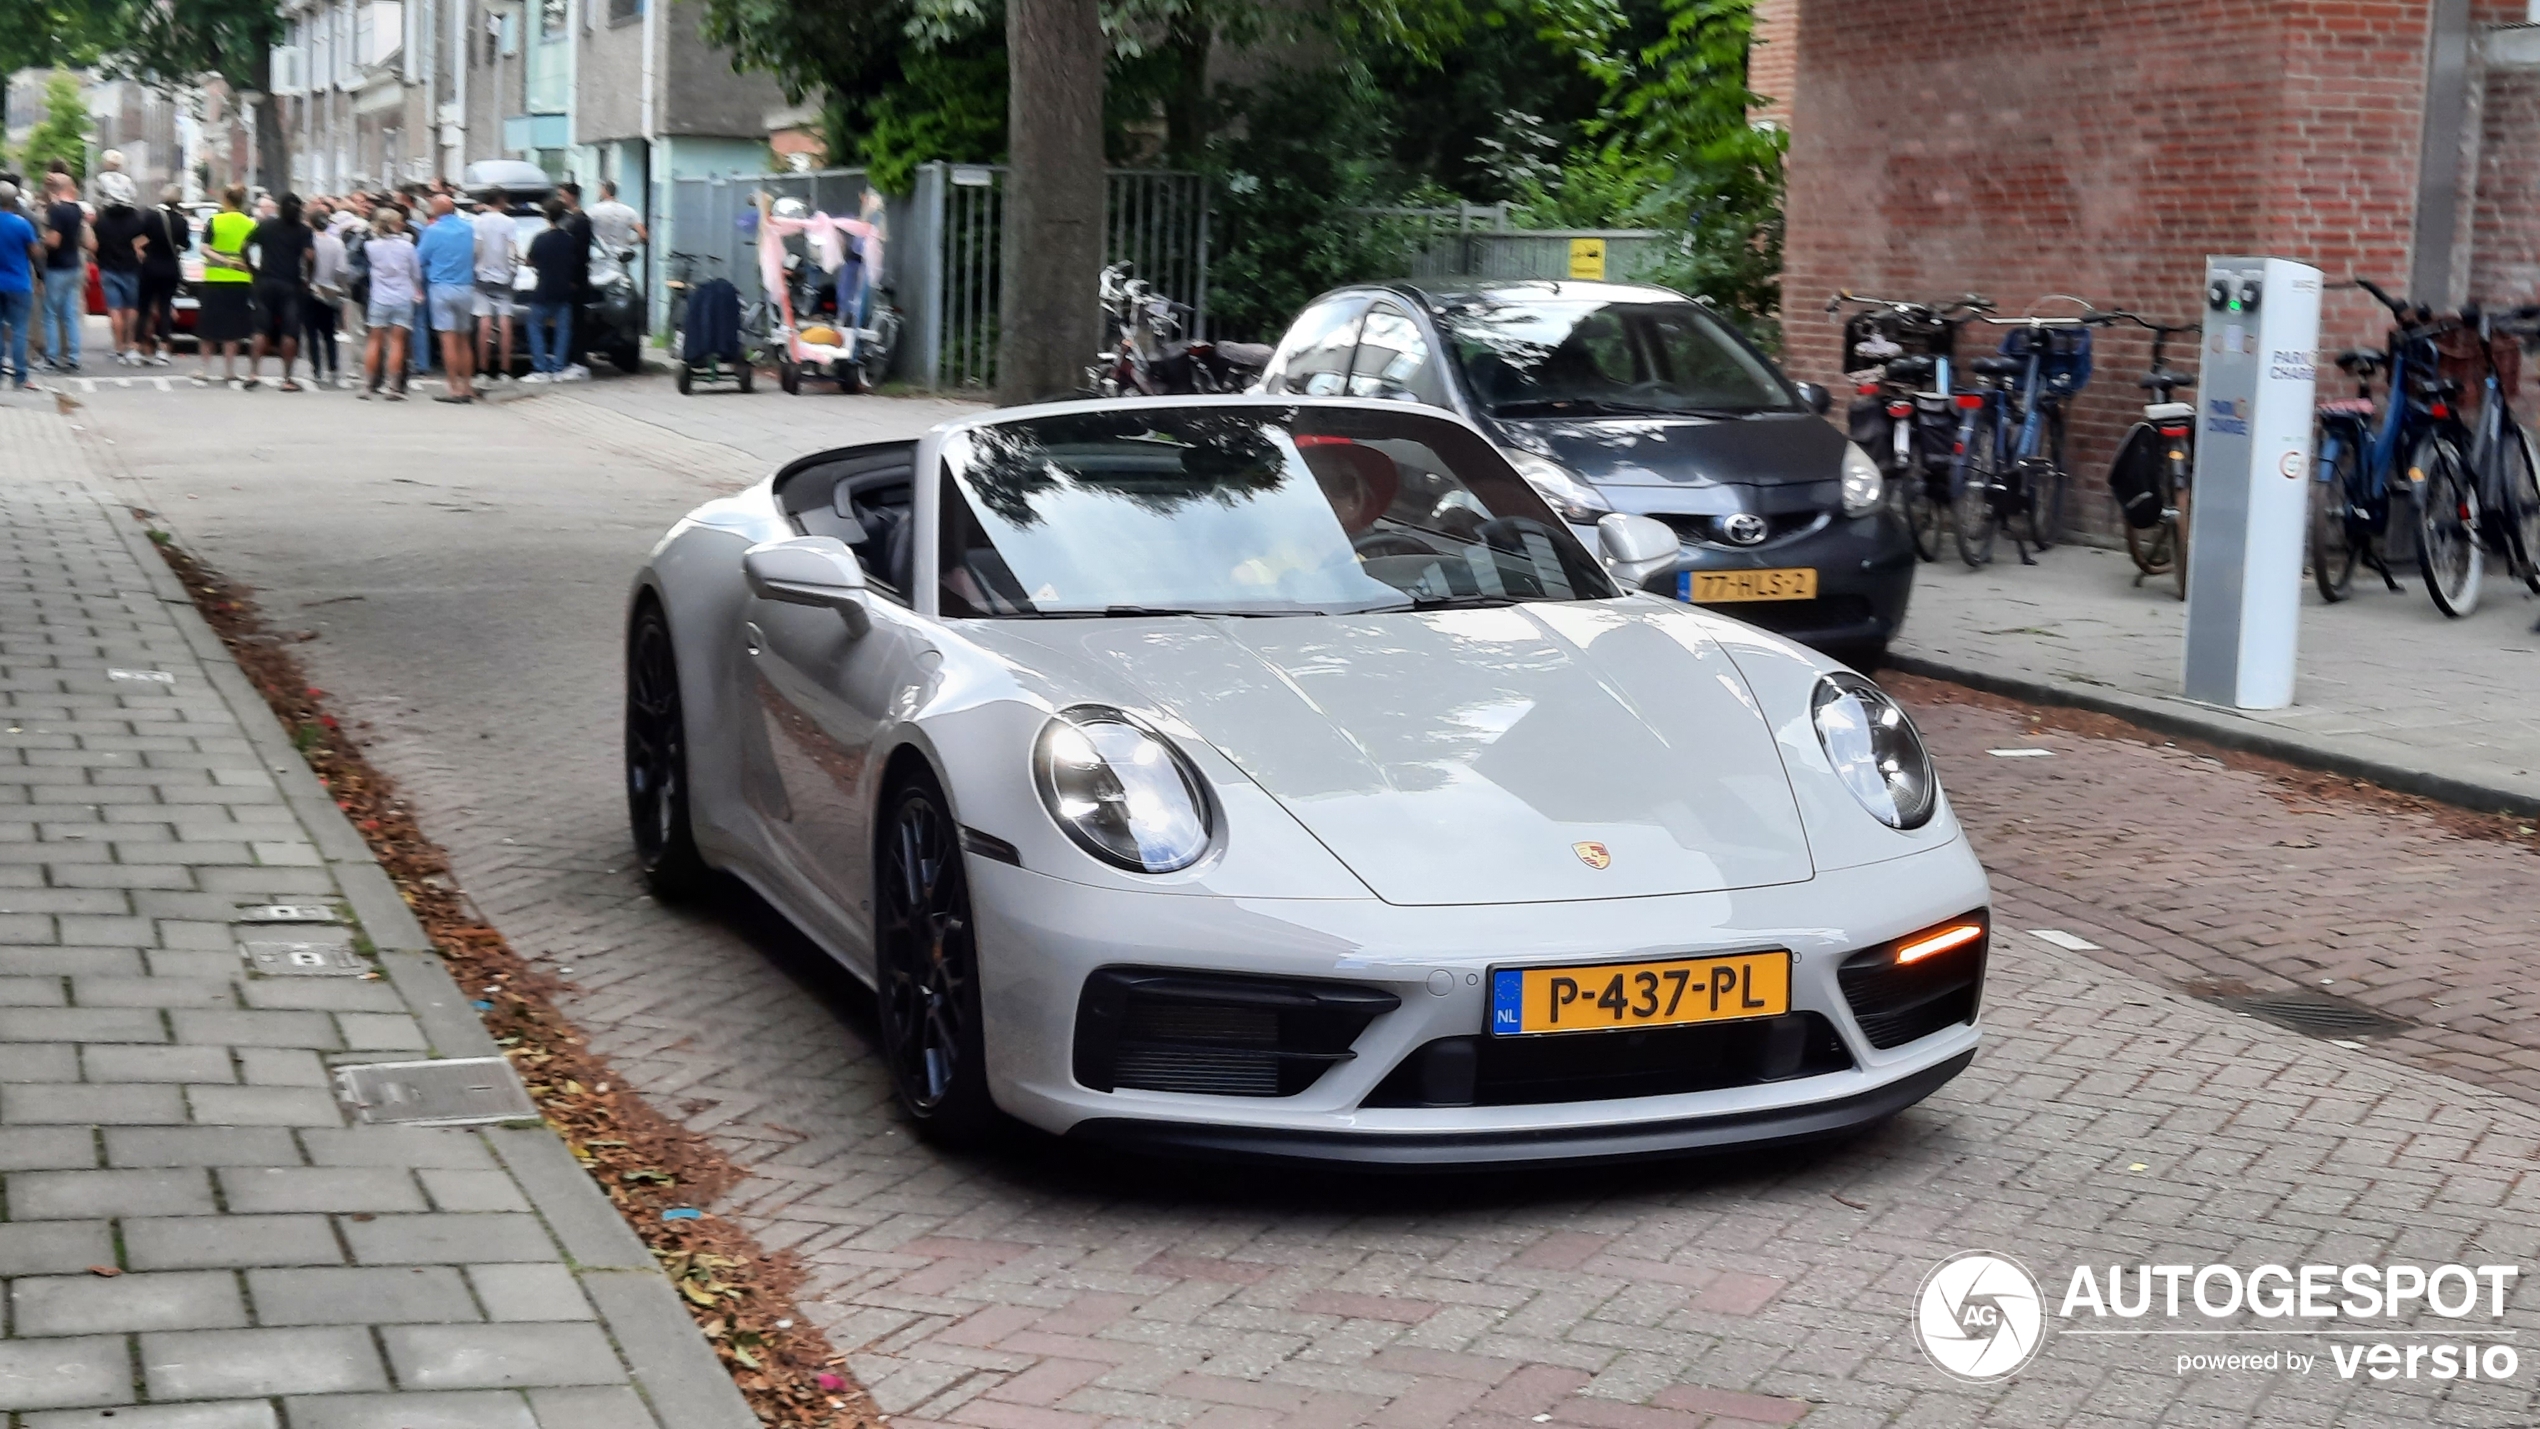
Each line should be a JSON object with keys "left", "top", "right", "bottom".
{"left": 937, "top": 406, "right": 1615, "bottom": 618}
{"left": 1440, "top": 297, "right": 1799, "bottom": 418}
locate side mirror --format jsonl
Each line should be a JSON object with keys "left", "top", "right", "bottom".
{"left": 1794, "top": 381, "right": 1832, "bottom": 416}
{"left": 743, "top": 536, "right": 872, "bottom": 637}
{"left": 1596, "top": 513, "right": 1680, "bottom": 589}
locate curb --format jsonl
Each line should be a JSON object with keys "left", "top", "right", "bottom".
{"left": 95, "top": 491, "right": 759, "bottom": 1429}
{"left": 1883, "top": 650, "right": 2540, "bottom": 822}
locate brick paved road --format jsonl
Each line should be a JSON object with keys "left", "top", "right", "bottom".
{"left": 69, "top": 377, "right": 2540, "bottom": 1427}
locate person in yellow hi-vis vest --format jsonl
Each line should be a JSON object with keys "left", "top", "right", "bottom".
{"left": 193, "top": 185, "right": 256, "bottom": 388}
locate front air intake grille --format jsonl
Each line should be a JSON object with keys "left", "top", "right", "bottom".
{"left": 1837, "top": 914, "right": 1989, "bottom": 1049}
{"left": 1361, "top": 1013, "right": 1852, "bottom": 1108}
{"left": 1074, "top": 968, "right": 1398, "bottom": 1099}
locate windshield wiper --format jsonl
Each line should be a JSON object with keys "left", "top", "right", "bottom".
{"left": 1489, "top": 398, "right": 1773, "bottom": 420}
{"left": 1032, "top": 604, "right": 1285, "bottom": 619}
{"left": 1352, "top": 594, "right": 1523, "bottom": 613}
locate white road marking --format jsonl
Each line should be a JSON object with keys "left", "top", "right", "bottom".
{"left": 2029, "top": 928, "right": 2101, "bottom": 951}
{"left": 1988, "top": 747, "right": 2054, "bottom": 757}
{"left": 76, "top": 378, "right": 96, "bottom": 393}
{"left": 116, "top": 378, "right": 132, "bottom": 388}
{"left": 153, "top": 378, "right": 171, "bottom": 392}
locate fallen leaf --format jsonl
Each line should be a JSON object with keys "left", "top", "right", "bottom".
{"left": 86, "top": 1265, "right": 122, "bottom": 1278}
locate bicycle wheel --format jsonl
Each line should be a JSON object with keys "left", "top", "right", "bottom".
{"left": 2413, "top": 434, "right": 2483, "bottom": 618}
{"left": 2029, "top": 406, "right": 2070, "bottom": 549}
{"left": 2310, "top": 436, "right": 2359, "bottom": 602}
{"left": 2501, "top": 419, "right": 2540, "bottom": 595}
{"left": 2122, "top": 508, "right": 2174, "bottom": 576}
{"left": 2171, "top": 478, "right": 2192, "bottom": 601}
{"left": 1902, "top": 468, "right": 1946, "bottom": 562}
{"left": 1953, "top": 413, "right": 2000, "bottom": 568}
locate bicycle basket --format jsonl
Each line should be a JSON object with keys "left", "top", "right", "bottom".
{"left": 1997, "top": 325, "right": 2093, "bottom": 394}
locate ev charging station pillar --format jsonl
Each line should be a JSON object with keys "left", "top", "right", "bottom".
{"left": 2181, "top": 256, "right": 2323, "bottom": 709}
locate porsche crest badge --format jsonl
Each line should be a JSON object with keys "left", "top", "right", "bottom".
{"left": 1572, "top": 841, "right": 1611, "bottom": 870}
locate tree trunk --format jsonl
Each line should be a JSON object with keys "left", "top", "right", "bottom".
{"left": 996, "top": 0, "right": 1105, "bottom": 405}
{"left": 249, "top": 47, "right": 290, "bottom": 195}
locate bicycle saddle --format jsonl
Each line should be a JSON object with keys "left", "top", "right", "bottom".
{"left": 1883, "top": 355, "right": 1935, "bottom": 381}
{"left": 1969, "top": 355, "right": 2025, "bottom": 376}
{"left": 2137, "top": 368, "right": 2195, "bottom": 390}
{"left": 2317, "top": 397, "right": 2376, "bottom": 416}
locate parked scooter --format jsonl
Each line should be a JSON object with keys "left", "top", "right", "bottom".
{"left": 1086, "top": 262, "right": 1269, "bottom": 395}
{"left": 585, "top": 245, "right": 646, "bottom": 374}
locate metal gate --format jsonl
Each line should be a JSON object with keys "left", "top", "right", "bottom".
{"left": 667, "top": 164, "right": 1209, "bottom": 391}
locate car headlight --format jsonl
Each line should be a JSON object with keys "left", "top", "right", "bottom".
{"left": 1840, "top": 442, "right": 1885, "bottom": 517}
{"left": 1032, "top": 706, "right": 1213, "bottom": 872}
{"left": 1809, "top": 673, "right": 1937, "bottom": 829}
{"left": 1508, "top": 452, "right": 1612, "bottom": 523}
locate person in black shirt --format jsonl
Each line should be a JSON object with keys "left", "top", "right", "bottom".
{"left": 38, "top": 169, "right": 90, "bottom": 371}
{"left": 91, "top": 172, "right": 148, "bottom": 365}
{"left": 248, "top": 193, "right": 316, "bottom": 391}
{"left": 135, "top": 185, "right": 188, "bottom": 365}
{"left": 522, "top": 201, "right": 579, "bottom": 380}
{"left": 555, "top": 182, "right": 593, "bottom": 375}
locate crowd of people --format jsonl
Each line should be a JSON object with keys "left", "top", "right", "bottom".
{"left": 0, "top": 154, "right": 646, "bottom": 402}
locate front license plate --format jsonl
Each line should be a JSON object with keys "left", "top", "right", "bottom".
{"left": 1490, "top": 953, "right": 1791, "bottom": 1036}
{"left": 1683, "top": 568, "right": 1818, "bottom": 603}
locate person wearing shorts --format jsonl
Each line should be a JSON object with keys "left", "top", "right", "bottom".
{"left": 247, "top": 192, "right": 315, "bottom": 390}
{"left": 472, "top": 190, "right": 519, "bottom": 382}
{"left": 359, "top": 207, "right": 419, "bottom": 399}
{"left": 414, "top": 194, "right": 479, "bottom": 402}
{"left": 193, "top": 186, "right": 256, "bottom": 387}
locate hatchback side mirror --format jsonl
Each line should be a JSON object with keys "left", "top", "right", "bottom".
{"left": 744, "top": 536, "right": 872, "bottom": 637}
{"left": 1794, "top": 381, "right": 1832, "bottom": 416}
{"left": 1596, "top": 513, "right": 1680, "bottom": 589}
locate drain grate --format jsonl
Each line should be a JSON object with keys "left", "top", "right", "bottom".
{"left": 336, "top": 1057, "right": 538, "bottom": 1126}
{"left": 2218, "top": 990, "right": 2411, "bottom": 1039}
{"left": 240, "top": 937, "right": 366, "bottom": 977}
{"left": 235, "top": 903, "right": 343, "bottom": 925}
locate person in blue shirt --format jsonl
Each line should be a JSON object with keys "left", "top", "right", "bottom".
{"left": 413, "top": 194, "right": 480, "bottom": 402}
{"left": 0, "top": 183, "right": 40, "bottom": 389}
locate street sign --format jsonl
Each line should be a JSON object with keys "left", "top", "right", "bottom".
{"left": 1567, "top": 238, "right": 1606, "bottom": 280}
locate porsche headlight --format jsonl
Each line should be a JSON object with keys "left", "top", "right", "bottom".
{"left": 1509, "top": 452, "right": 1612, "bottom": 523}
{"left": 1033, "top": 706, "right": 1213, "bottom": 872}
{"left": 1810, "top": 673, "right": 1936, "bottom": 829}
{"left": 1840, "top": 442, "right": 1885, "bottom": 517}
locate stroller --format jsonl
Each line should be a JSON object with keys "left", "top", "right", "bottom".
{"left": 674, "top": 277, "right": 753, "bottom": 394}
{"left": 757, "top": 192, "right": 903, "bottom": 394}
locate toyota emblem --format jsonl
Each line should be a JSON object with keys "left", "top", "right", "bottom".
{"left": 1721, "top": 513, "right": 1769, "bottom": 546}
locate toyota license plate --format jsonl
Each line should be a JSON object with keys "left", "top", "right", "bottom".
{"left": 1683, "top": 568, "right": 1817, "bottom": 603}
{"left": 1490, "top": 952, "right": 1792, "bottom": 1036}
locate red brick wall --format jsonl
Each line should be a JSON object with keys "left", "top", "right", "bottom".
{"left": 1750, "top": 0, "right": 1798, "bottom": 125}
{"left": 1780, "top": 0, "right": 2441, "bottom": 541}
{"left": 2470, "top": 53, "right": 2540, "bottom": 313}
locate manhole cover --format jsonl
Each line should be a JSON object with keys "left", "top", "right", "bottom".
{"left": 235, "top": 904, "right": 342, "bottom": 924}
{"left": 240, "top": 937, "right": 366, "bottom": 977}
{"left": 336, "top": 1058, "right": 539, "bottom": 1126}
{"left": 2218, "top": 990, "right": 2410, "bottom": 1039}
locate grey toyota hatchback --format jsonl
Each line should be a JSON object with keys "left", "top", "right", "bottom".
{"left": 1257, "top": 280, "right": 1915, "bottom": 666}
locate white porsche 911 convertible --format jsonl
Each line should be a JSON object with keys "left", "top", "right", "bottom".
{"left": 625, "top": 395, "right": 1991, "bottom": 1165}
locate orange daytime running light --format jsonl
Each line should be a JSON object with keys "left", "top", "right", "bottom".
{"left": 1897, "top": 923, "right": 1984, "bottom": 965}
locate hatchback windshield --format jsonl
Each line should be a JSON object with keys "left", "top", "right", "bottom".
{"left": 1439, "top": 296, "right": 1799, "bottom": 419}
{"left": 937, "top": 406, "right": 1615, "bottom": 617}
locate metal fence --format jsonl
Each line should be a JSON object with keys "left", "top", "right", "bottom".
{"left": 664, "top": 164, "right": 1210, "bottom": 391}
{"left": 1344, "top": 204, "right": 1674, "bottom": 286}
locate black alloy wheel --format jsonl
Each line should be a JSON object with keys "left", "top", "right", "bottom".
{"left": 875, "top": 773, "right": 997, "bottom": 1145}
{"left": 625, "top": 602, "right": 709, "bottom": 898}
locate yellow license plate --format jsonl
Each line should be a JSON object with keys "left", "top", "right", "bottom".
{"left": 1489, "top": 953, "right": 1791, "bottom": 1036}
{"left": 1687, "top": 568, "right": 1817, "bottom": 603}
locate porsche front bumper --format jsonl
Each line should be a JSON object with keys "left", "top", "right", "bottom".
{"left": 969, "top": 836, "right": 1990, "bottom": 1166}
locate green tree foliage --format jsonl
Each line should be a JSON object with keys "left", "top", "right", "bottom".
{"left": 16, "top": 72, "right": 94, "bottom": 180}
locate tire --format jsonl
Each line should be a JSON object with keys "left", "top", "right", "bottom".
{"left": 2122, "top": 508, "right": 2174, "bottom": 576}
{"left": 624, "top": 601, "right": 710, "bottom": 900}
{"left": 737, "top": 359, "right": 755, "bottom": 394}
{"left": 1952, "top": 413, "right": 1999, "bottom": 568}
{"left": 779, "top": 359, "right": 800, "bottom": 395}
{"left": 2312, "top": 437, "right": 2359, "bottom": 603}
{"left": 874, "top": 770, "right": 999, "bottom": 1146}
{"left": 2170, "top": 479, "right": 2192, "bottom": 602}
{"left": 609, "top": 342, "right": 643, "bottom": 375}
{"left": 2500, "top": 420, "right": 2540, "bottom": 595}
{"left": 1903, "top": 471, "right": 1946, "bottom": 563}
{"left": 2028, "top": 406, "right": 2069, "bottom": 549}
{"left": 674, "top": 363, "right": 691, "bottom": 395}
{"left": 2414, "top": 434, "right": 2483, "bottom": 618}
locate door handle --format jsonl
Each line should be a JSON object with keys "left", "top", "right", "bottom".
{"left": 743, "top": 622, "right": 765, "bottom": 656}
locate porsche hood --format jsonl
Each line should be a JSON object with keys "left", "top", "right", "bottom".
{"left": 972, "top": 605, "right": 1815, "bottom": 905}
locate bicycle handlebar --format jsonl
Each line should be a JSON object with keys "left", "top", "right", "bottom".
{"left": 1824, "top": 291, "right": 1994, "bottom": 319}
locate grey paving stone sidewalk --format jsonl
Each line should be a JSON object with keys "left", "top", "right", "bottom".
{"left": 0, "top": 407, "right": 752, "bottom": 1428}
{"left": 1892, "top": 544, "right": 2540, "bottom": 813}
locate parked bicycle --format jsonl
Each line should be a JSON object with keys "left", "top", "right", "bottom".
{"left": 1949, "top": 305, "right": 2101, "bottom": 566}
{"left": 2311, "top": 279, "right": 2471, "bottom": 609}
{"left": 2101, "top": 312, "right": 2200, "bottom": 598}
{"left": 1826, "top": 291, "right": 1993, "bottom": 562}
{"left": 2457, "top": 302, "right": 2540, "bottom": 600}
